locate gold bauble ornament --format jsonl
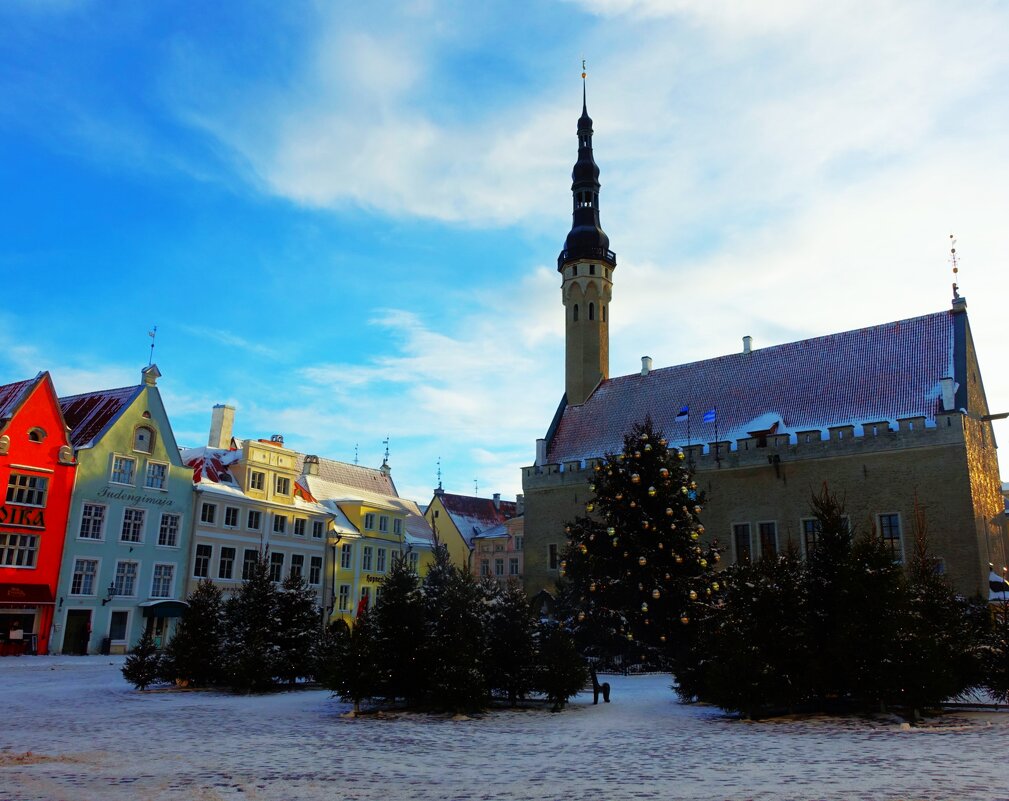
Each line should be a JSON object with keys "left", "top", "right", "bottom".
{"left": 664, "top": 572, "right": 671, "bottom": 580}
{"left": 648, "top": 486, "right": 657, "bottom": 497}
{"left": 689, "top": 590, "right": 698, "bottom": 601}
{"left": 612, "top": 538, "right": 619, "bottom": 547}
{"left": 659, "top": 467, "right": 669, "bottom": 478}
{"left": 623, "top": 551, "right": 629, "bottom": 558}
{"left": 634, "top": 450, "right": 641, "bottom": 459}
{"left": 713, "top": 553, "right": 720, "bottom": 563}
{"left": 657, "top": 542, "right": 664, "bottom": 550}
{"left": 560, "top": 560, "right": 567, "bottom": 570}
{"left": 638, "top": 556, "right": 647, "bottom": 566}
{"left": 630, "top": 501, "right": 637, "bottom": 509}
{"left": 631, "top": 473, "right": 641, "bottom": 484}
{"left": 680, "top": 614, "right": 690, "bottom": 625}
{"left": 642, "top": 520, "right": 650, "bottom": 530}
{"left": 607, "top": 470, "right": 613, "bottom": 476}
{"left": 652, "top": 589, "right": 660, "bottom": 599}
{"left": 586, "top": 502, "right": 595, "bottom": 512}
{"left": 690, "top": 481, "right": 698, "bottom": 490}
{"left": 641, "top": 602, "right": 649, "bottom": 613}
{"left": 594, "top": 463, "right": 601, "bottom": 472}
{"left": 641, "top": 433, "right": 649, "bottom": 441}
{"left": 615, "top": 493, "right": 624, "bottom": 501}
{"left": 690, "top": 532, "right": 699, "bottom": 541}
{"left": 677, "top": 451, "right": 685, "bottom": 460}
{"left": 589, "top": 582, "right": 597, "bottom": 592}
{"left": 589, "top": 483, "right": 596, "bottom": 492}
{"left": 681, "top": 486, "right": 688, "bottom": 495}
{"left": 577, "top": 611, "right": 586, "bottom": 622}
{"left": 660, "top": 634, "right": 667, "bottom": 643}
{"left": 644, "top": 443, "right": 652, "bottom": 452}
{"left": 658, "top": 438, "right": 666, "bottom": 446}
{"left": 712, "top": 581, "right": 720, "bottom": 591}
{"left": 694, "top": 505, "right": 702, "bottom": 514}
{"left": 627, "top": 633, "right": 634, "bottom": 641}
{"left": 699, "top": 558, "right": 708, "bottom": 568}
{"left": 675, "top": 555, "right": 684, "bottom": 564}
{"left": 579, "top": 544, "right": 588, "bottom": 554}
{"left": 697, "top": 525, "right": 705, "bottom": 535}
{"left": 706, "top": 587, "right": 712, "bottom": 596}
{"left": 606, "top": 526, "right": 616, "bottom": 537}
{"left": 670, "top": 523, "right": 677, "bottom": 531}
{"left": 665, "top": 507, "right": 674, "bottom": 517}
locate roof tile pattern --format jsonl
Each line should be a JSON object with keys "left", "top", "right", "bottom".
{"left": 60, "top": 386, "right": 142, "bottom": 449}
{"left": 294, "top": 454, "right": 397, "bottom": 496}
{"left": 438, "top": 493, "right": 519, "bottom": 545}
{"left": 549, "top": 310, "right": 956, "bottom": 463}
{"left": 0, "top": 377, "right": 36, "bottom": 423}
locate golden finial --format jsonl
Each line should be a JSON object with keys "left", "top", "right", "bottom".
{"left": 582, "top": 58, "right": 586, "bottom": 80}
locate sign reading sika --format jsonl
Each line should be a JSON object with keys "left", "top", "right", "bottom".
{"left": 0, "top": 505, "right": 45, "bottom": 529}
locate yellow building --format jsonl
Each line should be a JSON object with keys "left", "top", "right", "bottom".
{"left": 424, "top": 489, "right": 520, "bottom": 571}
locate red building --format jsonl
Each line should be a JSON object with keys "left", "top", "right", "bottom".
{"left": 0, "top": 373, "right": 76, "bottom": 655}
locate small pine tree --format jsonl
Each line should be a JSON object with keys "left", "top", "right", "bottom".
{"left": 485, "top": 579, "right": 538, "bottom": 706}
{"left": 420, "top": 545, "right": 488, "bottom": 712}
{"left": 986, "top": 593, "right": 1009, "bottom": 705}
{"left": 224, "top": 551, "right": 280, "bottom": 693}
{"left": 161, "top": 579, "right": 226, "bottom": 687}
{"left": 536, "top": 620, "right": 587, "bottom": 712}
{"left": 561, "top": 419, "right": 722, "bottom": 669}
{"left": 321, "top": 611, "right": 378, "bottom": 715}
{"left": 122, "top": 627, "right": 163, "bottom": 691}
{"left": 275, "top": 572, "right": 322, "bottom": 685}
{"left": 371, "top": 555, "right": 425, "bottom": 703}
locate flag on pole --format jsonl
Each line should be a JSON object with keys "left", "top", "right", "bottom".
{"left": 703, "top": 409, "right": 717, "bottom": 424}
{"left": 675, "top": 406, "right": 689, "bottom": 423}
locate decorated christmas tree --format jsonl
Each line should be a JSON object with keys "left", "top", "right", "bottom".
{"left": 560, "top": 419, "right": 722, "bottom": 667}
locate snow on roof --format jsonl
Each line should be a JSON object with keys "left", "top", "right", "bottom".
{"left": 180, "top": 446, "right": 241, "bottom": 485}
{"left": 548, "top": 309, "right": 958, "bottom": 463}
{"left": 294, "top": 453, "right": 397, "bottom": 496}
{"left": 303, "top": 474, "right": 434, "bottom": 544}
{"left": 989, "top": 571, "right": 1009, "bottom": 602}
{"left": 436, "top": 492, "right": 519, "bottom": 546}
{"left": 60, "top": 385, "right": 143, "bottom": 449}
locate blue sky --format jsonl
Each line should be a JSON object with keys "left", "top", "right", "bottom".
{"left": 3, "top": 0, "right": 1009, "bottom": 504}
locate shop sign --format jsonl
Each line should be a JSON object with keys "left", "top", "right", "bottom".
{"left": 0, "top": 505, "right": 44, "bottom": 529}
{"left": 364, "top": 574, "right": 384, "bottom": 584}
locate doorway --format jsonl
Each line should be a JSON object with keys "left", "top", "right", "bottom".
{"left": 62, "top": 610, "right": 91, "bottom": 655}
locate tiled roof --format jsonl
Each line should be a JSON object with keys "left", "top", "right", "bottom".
{"left": 0, "top": 377, "right": 38, "bottom": 425}
{"left": 437, "top": 492, "right": 519, "bottom": 545}
{"left": 548, "top": 310, "right": 957, "bottom": 463}
{"left": 60, "top": 385, "right": 142, "bottom": 449}
{"left": 294, "top": 453, "right": 397, "bottom": 496}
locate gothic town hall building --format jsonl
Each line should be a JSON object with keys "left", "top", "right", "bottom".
{"left": 521, "top": 89, "right": 1006, "bottom": 600}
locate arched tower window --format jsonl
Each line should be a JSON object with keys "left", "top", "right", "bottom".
{"left": 602, "top": 305, "right": 607, "bottom": 322}
{"left": 134, "top": 425, "right": 155, "bottom": 454}
{"left": 588, "top": 303, "right": 595, "bottom": 321}
{"left": 573, "top": 304, "right": 579, "bottom": 322}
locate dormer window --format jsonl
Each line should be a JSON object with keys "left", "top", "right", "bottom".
{"left": 133, "top": 426, "right": 154, "bottom": 454}
{"left": 27, "top": 427, "right": 46, "bottom": 443}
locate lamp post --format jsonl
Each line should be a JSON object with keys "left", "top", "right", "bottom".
{"left": 101, "top": 582, "right": 116, "bottom": 606}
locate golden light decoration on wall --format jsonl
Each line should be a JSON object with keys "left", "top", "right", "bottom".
{"left": 638, "top": 556, "right": 647, "bottom": 566}
{"left": 689, "top": 590, "right": 698, "bottom": 601}
{"left": 648, "top": 486, "right": 657, "bottom": 497}
{"left": 631, "top": 473, "right": 641, "bottom": 484}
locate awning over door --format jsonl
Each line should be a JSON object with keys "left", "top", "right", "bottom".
{"left": 139, "top": 599, "right": 189, "bottom": 618}
{"left": 0, "top": 583, "right": 55, "bottom": 607}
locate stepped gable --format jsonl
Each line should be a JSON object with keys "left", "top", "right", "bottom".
{"left": 0, "top": 377, "right": 37, "bottom": 423}
{"left": 548, "top": 309, "right": 956, "bottom": 464}
{"left": 60, "top": 385, "right": 143, "bottom": 449}
{"left": 438, "top": 493, "right": 519, "bottom": 545}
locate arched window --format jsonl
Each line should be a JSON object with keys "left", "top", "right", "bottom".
{"left": 573, "top": 304, "right": 579, "bottom": 322}
{"left": 27, "top": 427, "right": 46, "bottom": 443}
{"left": 133, "top": 426, "right": 154, "bottom": 454}
{"left": 588, "top": 303, "right": 595, "bottom": 321}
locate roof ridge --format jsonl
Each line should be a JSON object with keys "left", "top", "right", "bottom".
{"left": 58, "top": 384, "right": 139, "bottom": 402}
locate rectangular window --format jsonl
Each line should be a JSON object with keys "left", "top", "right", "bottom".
{"left": 194, "top": 544, "right": 212, "bottom": 578}
{"left": 338, "top": 584, "right": 350, "bottom": 611}
{"left": 509, "top": 557, "right": 519, "bottom": 576}
{"left": 70, "top": 558, "right": 98, "bottom": 595}
{"left": 151, "top": 564, "right": 174, "bottom": 598}
{"left": 0, "top": 533, "right": 38, "bottom": 567}
{"left": 481, "top": 559, "right": 490, "bottom": 577}
{"left": 290, "top": 553, "right": 304, "bottom": 579}
{"left": 733, "top": 523, "right": 752, "bottom": 566}
{"left": 224, "top": 507, "right": 239, "bottom": 528}
{"left": 269, "top": 552, "right": 284, "bottom": 582}
{"left": 158, "top": 513, "right": 180, "bottom": 547}
{"left": 362, "top": 546, "right": 373, "bottom": 571}
{"left": 879, "top": 513, "right": 902, "bottom": 561}
{"left": 514, "top": 536, "right": 523, "bottom": 551}
{"left": 801, "top": 518, "right": 821, "bottom": 556}
{"left": 114, "top": 561, "right": 139, "bottom": 597}
{"left": 378, "top": 515, "right": 389, "bottom": 533}
{"left": 247, "top": 510, "right": 262, "bottom": 531}
{"left": 393, "top": 519, "right": 402, "bottom": 535}
{"left": 144, "top": 462, "right": 167, "bottom": 490}
{"left": 548, "top": 543, "right": 559, "bottom": 570}
{"left": 359, "top": 586, "right": 371, "bottom": 611}
{"left": 408, "top": 551, "right": 419, "bottom": 571}
{"left": 494, "top": 544, "right": 505, "bottom": 552}
{"left": 312, "top": 520, "right": 324, "bottom": 539}
{"left": 294, "top": 518, "right": 306, "bottom": 537}
{"left": 495, "top": 558, "right": 505, "bottom": 577}
{"left": 111, "top": 456, "right": 136, "bottom": 485}
{"left": 6, "top": 472, "right": 49, "bottom": 506}
{"left": 377, "top": 548, "right": 387, "bottom": 573}
{"left": 218, "top": 547, "right": 236, "bottom": 580}
{"left": 120, "top": 508, "right": 145, "bottom": 543}
{"left": 275, "top": 476, "right": 291, "bottom": 495}
{"left": 242, "top": 549, "right": 258, "bottom": 580}
{"left": 273, "top": 514, "right": 287, "bottom": 535}
{"left": 340, "top": 544, "right": 353, "bottom": 569}
{"left": 309, "top": 556, "right": 322, "bottom": 585}
{"left": 249, "top": 470, "right": 265, "bottom": 491}
{"left": 759, "top": 522, "right": 778, "bottom": 560}
{"left": 364, "top": 513, "right": 376, "bottom": 530}
{"left": 109, "top": 610, "right": 128, "bottom": 641}
{"left": 200, "top": 503, "right": 217, "bottom": 525}
{"left": 79, "top": 503, "right": 106, "bottom": 540}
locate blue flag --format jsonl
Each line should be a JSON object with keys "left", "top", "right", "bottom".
{"left": 675, "top": 406, "right": 689, "bottom": 423}
{"left": 703, "top": 409, "right": 717, "bottom": 424}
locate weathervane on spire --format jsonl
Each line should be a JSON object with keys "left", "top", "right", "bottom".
{"left": 382, "top": 436, "right": 390, "bottom": 467}
{"left": 147, "top": 326, "right": 157, "bottom": 366}
{"left": 436, "top": 456, "right": 443, "bottom": 491}
{"left": 354, "top": 443, "right": 359, "bottom": 465}
{"left": 474, "top": 478, "right": 479, "bottom": 495}
{"left": 950, "top": 234, "right": 960, "bottom": 300}
{"left": 582, "top": 58, "right": 586, "bottom": 80}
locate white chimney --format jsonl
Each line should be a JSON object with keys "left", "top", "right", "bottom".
{"left": 641, "top": 356, "right": 653, "bottom": 376}
{"left": 208, "top": 404, "right": 235, "bottom": 449}
{"left": 940, "top": 377, "right": 956, "bottom": 411}
{"left": 492, "top": 492, "right": 501, "bottom": 510}
{"left": 304, "top": 454, "right": 320, "bottom": 476}
{"left": 535, "top": 438, "right": 547, "bottom": 466}
{"left": 743, "top": 336, "right": 752, "bottom": 354}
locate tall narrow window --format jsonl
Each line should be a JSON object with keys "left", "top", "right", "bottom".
{"left": 879, "top": 514, "right": 902, "bottom": 561}
{"left": 242, "top": 549, "right": 258, "bottom": 580}
{"left": 120, "top": 509, "right": 145, "bottom": 543}
{"left": 309, "top": 556, "right": 322, "bottom": 585}
{"left": 338, "top": 584, "right": 351, "bottom": 611}
{"left": 572, "top": 304, "right": 579, "bottom": 322}
{"left": 218, "top": 547, "right": 236, "bottom": 580}
{"left": 733, "top": 524, "right": 751, "bottom": 566}
{"left": 759, "top": 522, "right": 778, "bottom": 560}
{"left": 588, "top": 302, "right": 595, "bottom": 321}
{"left": 548, "top": 543, "right": 559, "bottom": 570}
{"left": 269, "top": 552, "right": 285, "bottom": 582}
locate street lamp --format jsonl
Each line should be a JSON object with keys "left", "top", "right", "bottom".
{"left": 101, "top": 583, "right": 116, "bottom": 606}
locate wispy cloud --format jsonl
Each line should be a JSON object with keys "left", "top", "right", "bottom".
{"left": 181, "top": 325, "right": 281, "bottom": 360}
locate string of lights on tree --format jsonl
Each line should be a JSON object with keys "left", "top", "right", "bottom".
{"left": 559, "top": 419, "right": 723, "bottom": 663}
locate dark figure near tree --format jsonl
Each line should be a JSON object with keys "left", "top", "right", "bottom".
{"left": 590, "top": 667, "right": 610, "bottom": 704}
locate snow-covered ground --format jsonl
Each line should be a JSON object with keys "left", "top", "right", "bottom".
{"left": 2, "top": 657, "right": 1009, "bottom": 801}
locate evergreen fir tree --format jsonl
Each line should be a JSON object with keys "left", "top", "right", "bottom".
{"left": 320, "top": 610, "right": 378, "bottom": 715}
{"left": 275, "top": 572, "right": 322, "bottom": 685}
{"left": 986, "top": 587, "right": 1009, "bottom": 705}
{"left": 485, "top": 579, "right": 538, "bottom": 706}
{"left": 161, "top": 579, "right": 225, "bottom": 687}
{"left": 536, "top": 620, "right": 587, "bottom": 712}
{"left": 560, "top": 419, "right": 722, "bottom": 668}
{"left": 371, "top": 554, "right": 425, "bottom": 703}
{"left": 224, "top": 551, "right": 280, "bottom": 693}
{"left": 420, "top": 545, "right": 487, "bottom": 712}
{"left": 122, "top": 626, "right": 163, "bottom": 691}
